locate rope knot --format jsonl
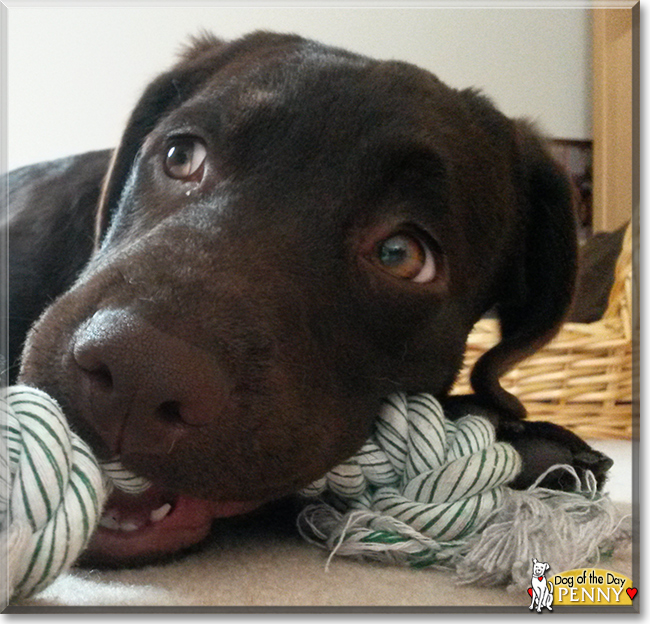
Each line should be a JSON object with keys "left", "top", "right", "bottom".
{"left": 1, "top": 385, "right": 150, "bottom": 600}
{"left": 301, "top": 393, "right": 521, "bottom": 543}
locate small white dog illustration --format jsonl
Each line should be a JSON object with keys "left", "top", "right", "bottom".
{"left": 529, "top": 558, "right": 553, "bottom": 612}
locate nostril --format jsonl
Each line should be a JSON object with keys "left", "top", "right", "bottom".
{"left": 71, "top": 310, "right": 225, "bottom": 434}
{"left": 84, "top": 362, "right": 114, "bottom": 390}
{"left": 156, "top": 400, "right": 183, "bottom": 425}
{"left": 155, "top": 400, "right": 214, "bottom": 427}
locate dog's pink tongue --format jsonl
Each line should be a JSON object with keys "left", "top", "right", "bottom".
{"left": 84, "top": 487, "right": 263, "bottom": 565}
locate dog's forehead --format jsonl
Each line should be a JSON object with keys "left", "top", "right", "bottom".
{"left": 184, "top": 41, "right": 449, "bottom": 140}
{"left": 217, "top": 40, "right": 376, "bottom": 97}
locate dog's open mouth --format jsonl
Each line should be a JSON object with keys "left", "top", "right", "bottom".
{"left": 84, "top": 485, "right": 264, "bottom": 565}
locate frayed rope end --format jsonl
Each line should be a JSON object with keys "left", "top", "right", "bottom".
{"left": 299, "top": 464, "right": 631, "bottom": 588}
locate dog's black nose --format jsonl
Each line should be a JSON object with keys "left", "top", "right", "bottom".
{"left": 72, "top": 309, "right": 229, "bottom": 455}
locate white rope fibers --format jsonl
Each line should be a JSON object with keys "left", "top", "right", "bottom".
{"left": 1, "top": 385, "right": 150, "bottom": 601}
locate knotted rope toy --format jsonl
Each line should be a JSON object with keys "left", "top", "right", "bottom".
{"left": 298, "top": 392, "right": 629, "bottom": 587}
{"left": 1, "top": 386, "right": 151, "bottom": 601}
{"left": 1, "top": 385, "right": 628, "bottom": 603}
{"left": 300, "top": 393, "right": 521, "bottom": 549}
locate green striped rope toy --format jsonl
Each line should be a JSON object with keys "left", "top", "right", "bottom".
{"left": 298, "top": 392, "right": 626, "bottom": 585}
{"left": 298, "top": 392, "right": 521, "bottom": 568}
{"left": 1, "top": 385, "right": 625, "bottom": 602}
{"left": 1, "top": 386, "right": 151, "bottom": 600}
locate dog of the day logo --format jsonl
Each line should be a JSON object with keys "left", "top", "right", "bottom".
{"left": 528, "top": 560, "right": 637, "bottom": 609}
{"left": 528, "top": 558, "right": 554, "bottom": 612}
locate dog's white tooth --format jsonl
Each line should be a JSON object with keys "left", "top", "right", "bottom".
{"left": 150, "top": 503, "right": 172, "bottom": 523}
{"left": 119, "top": 521, "right": 141, "bottom": 532}
{"left": 99, "top": 514, "right": 121, "bottom": 530}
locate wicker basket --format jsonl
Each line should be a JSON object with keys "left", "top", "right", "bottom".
{"left": 451, "top": 223, "right": 633, "bottom": 440}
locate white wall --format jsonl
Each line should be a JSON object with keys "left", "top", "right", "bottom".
{"left": 6, "top": 4, "right": 593, "bottom": 171}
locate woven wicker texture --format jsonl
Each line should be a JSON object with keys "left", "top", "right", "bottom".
{"left": 452, "top": 223, "right": 633, "bottom": 440}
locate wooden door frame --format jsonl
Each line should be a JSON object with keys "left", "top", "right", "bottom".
{"left": 591, "top": 2, "right": 639, "bottom": 233}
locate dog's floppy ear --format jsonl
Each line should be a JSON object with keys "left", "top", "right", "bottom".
{"left": 470, "top": 121, "right": 578, "bottom": 420}
{"left": 95, "top": 34, "right": 226, "bottom": 241}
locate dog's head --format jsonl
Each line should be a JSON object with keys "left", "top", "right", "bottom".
{"left": 19, "top": 32, "right": 577, "bottom": 564}
{"left": 532, "top": 559, "right": 550, "bottom": 577}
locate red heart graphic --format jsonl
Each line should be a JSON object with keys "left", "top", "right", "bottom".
{"left": 528, "top": 588, "right": 533, "bottom": 597}
{"left": 538, "top": 576, "right": 544, "bottom": 581}
{"left": 626, "top": 588, "right": 637, "bottom": 600}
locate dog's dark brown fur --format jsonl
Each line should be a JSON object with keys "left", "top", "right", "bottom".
{"left": 4, "top": 32, "right": 611, "bottom": 562}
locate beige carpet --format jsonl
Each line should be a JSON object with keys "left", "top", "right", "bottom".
{"left": 10, "top": 498, "right": 633, "bottom": 611}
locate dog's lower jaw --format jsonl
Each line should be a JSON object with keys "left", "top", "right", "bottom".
{"left": 81, "top": 486, "right": 265, "bottom": 567}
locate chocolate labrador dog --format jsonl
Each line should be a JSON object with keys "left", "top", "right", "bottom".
{"left": 3, "top": 32, "right": 611, "bottom": 566}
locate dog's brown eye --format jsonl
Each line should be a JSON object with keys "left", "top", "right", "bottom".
{"left": 163, "top": 137, "right": 207, "bottom": 181}
{"left": 374, "top": 233, "right": 436, "bottom": 282}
